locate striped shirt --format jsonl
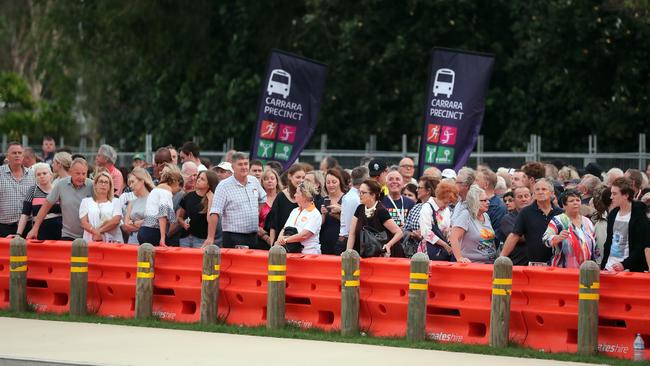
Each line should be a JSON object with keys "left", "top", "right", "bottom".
{"left": 0, "top": 165, "right": 35, "bottom": 224}
{"left": 210, "top": 175, "right": 266, "bottom": 233}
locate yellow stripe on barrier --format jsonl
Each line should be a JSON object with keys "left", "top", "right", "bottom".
{"left": 214, "top": 264, "right": 220, "bottom": 271}
{"left": 353, "top": 269, "right": 360, "bottom": 276}
{"left": 579, "top": 293, "right": 599, "bottom": 301}
{"left": 136, "top": 272, "right": 154, "bottom": 279}
{"left": 493, "top": 278, "right": 513, "bottom": 285}
{"left": 344, "top": 280, "right": 360, "bottom": 287}
{"left": 268, "top": 265, "right": 286, "bottom": 271}
{"left": 492, "top": 288, "right": 512, "bottom": 296}
{"left": 137, "top": 262, "right": 151, "bottom": 268}
{"left": 409, "top": 273, "right": 428, "bottom": 280}
{"left": 202, "top": 274, "right": 219, "bottom": 281}
{"left": 268, "top": 275, "right": 286, "bottom": 282}
{"left": 70, "top": 267, "right": 88, "bottom": 273}
{"left": 409, "top": 283, "right": 428, "bottom": 291}
{"left": 71, "top": 257, "right": 88, "bottom": 263}
{"left": 579, "top": 282, "right": 600, "bottom": 289}
{"left": 9, "top": 256, "right": 27, "bottom": 262}
{"left": 10, "top": 265, "right": 27, "bottom": 272}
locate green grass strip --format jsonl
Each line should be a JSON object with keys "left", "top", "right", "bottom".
{"left": 0, "top": 309, "right": 639, "bottom": 365}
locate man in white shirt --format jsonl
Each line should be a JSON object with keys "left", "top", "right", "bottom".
{"left": 336, "top": 166, "right": 368, "bottom": 254}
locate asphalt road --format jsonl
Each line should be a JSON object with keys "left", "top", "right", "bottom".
{"left": 0, "top": 317, "right": 592, "bottom": 366}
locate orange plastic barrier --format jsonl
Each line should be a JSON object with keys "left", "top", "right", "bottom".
{"left": 219, "top": 248, "right": 268, "bottom": 326}
{"left": 424, "top": 261, "right": 528, "bottom": 345}
{"left": 0, "top": 238, "right": 10, "bottom": 309}
{"left": 285, "top": 253, "right": 341, "bottom": 330}
{"left": 2, "top": 237, "right": 650, "bottom": 360}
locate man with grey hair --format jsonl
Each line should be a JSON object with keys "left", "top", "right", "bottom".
{"left": 27, "top": 158, "right": 93, "bottom": 240}
{"left": 204, "top": 152, "right": 266, "bottom": 249}
{"left": 501, "top": 178, "right": 563, "bottom": 265}
{"left": 336, "top": 166, "right": 369, "bottom": 254}
{"left": 451, "top": 167, "right": 476, "bottom": 226}
{"left": 95, "top": 144, "right": 124, "bottom": 195}
{"left": 604, "top": 168, "right": 624, "bottom": 187}
{"left": 22, "top": 147, "right": 39, "bottom": 168}
{"left": 0, "top": 142, "right": 35, "bottom": 237}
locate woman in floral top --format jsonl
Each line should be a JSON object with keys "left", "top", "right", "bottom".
{"left": 543, "top": 189, "right": 598, "bottom": 268}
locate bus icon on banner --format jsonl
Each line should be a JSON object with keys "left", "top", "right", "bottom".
{"left": 433, "top": 68, "right": 455, "bottom": 98}
{"left": 267, "top": 69, "right": 291, "bottom": 99}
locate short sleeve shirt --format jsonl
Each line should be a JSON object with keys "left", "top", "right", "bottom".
{"left": 210, "top": 175, "right": 266, "bottom": 233}
{"left": 453, "top": 210, "right": 497, "bottom": 264}
{"left": 284, "top": 205, "right": 322, "bottom": 252}
{"left": 0, "top": 165, "right": 35, "bottom": 224}
{"left": 513, "top": 201, "right": 564, "bottom": 263}
{"left": 48, "top": 177, "right": 94, "bottom": 239}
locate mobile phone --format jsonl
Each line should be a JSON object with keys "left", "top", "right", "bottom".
{"left": 323, "top": 198, "right": 331, "bottom": 211}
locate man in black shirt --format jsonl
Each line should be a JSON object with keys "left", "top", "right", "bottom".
{"left": 501, "top": 178, "right": 563, "bottom": 265}
{"left": 496, "top": 186, "right": 531, "bottom": 264}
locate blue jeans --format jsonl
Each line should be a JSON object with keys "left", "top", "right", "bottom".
{"left": 180, "top": 235, "right": 204, "bottom": 248}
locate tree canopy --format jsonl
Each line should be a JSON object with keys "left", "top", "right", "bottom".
{"left": 1, "top": 0, "right": 648, "bottom": 152}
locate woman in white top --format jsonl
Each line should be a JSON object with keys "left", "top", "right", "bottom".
{"left": 137, "top": 164, "right": 182, "bottom": 246}
{"left": 419, "top": 179, "right": 458, "bottom": 260}
{"left": 122, "top": 168, "right": 154, "bottom": 244}
{"left": 79, "top": 170, "right": 123, "bottom": 243}
{"left": 276, "top": 180, "right": 322, "bottom": 254}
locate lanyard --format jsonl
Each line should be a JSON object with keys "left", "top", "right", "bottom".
{"left": 387, "top": 196, "right": 405, "bottom": 225}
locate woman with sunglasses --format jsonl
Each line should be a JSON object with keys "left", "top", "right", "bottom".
{"left": 346, "top": 179, "right": 404, "bottom": 257}
{"left": 79, "top": 170, "right": 123, "bottom": 243}
{"left": 448, "top": 184, "right": 497, "bottom": 263}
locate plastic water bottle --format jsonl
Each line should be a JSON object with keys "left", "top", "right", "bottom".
{"left": 634, "top": 333, "right": 645, "bottom": 361}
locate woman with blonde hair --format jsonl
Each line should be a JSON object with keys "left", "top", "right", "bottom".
{"left": 79, "top": 170, "right": 123, "bottom": 243}
{"left": 52, "top": 151, "right": 72, "bottom": 184}
{"left": 16, "top": 163, "right": 62, "bottom": 240}
{"left": 138, "top": 164, "right": 182, "bottom": 246}
{"left": 122, "top": 168, "right": 155, "bottom": 244}
{"left": 448, "top": 184, "right": 498, "bottom": 263}
{"left": 276, "top": 180, "right": 322, "bottom": 254}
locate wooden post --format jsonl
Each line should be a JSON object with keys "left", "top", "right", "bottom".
{"left": 267, "top": 245, "right": 286, "bottom": 329}
{"left": 200, "top": 245, "right": 221, "bottom": 325}
{"left": 135, "top": 243, "right": 155, "bottom": 319}
{"left": 489, "top": 256, "right": 513, "bottom": 347}
{"left": 9, "top": 237, "right": 28, "bottom": 312}
{"left": 407, "top": 252, "right": 429, "bottom": 341}
{"left": 69, "top": 239, "right": 89, "bottom": 316}
{"left": 341, "top": 249, "right": 360, "bottom": 336}
{"left": 578, "top": 260, "right": 600, "bottom": 355}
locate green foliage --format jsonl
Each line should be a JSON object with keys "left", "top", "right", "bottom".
{"left": 2, "top": 0, "right": 649, "bottom": 152}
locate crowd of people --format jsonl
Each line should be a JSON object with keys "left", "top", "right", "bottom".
{"left": 1, "top": 137, "right": 650, "bottom": 272}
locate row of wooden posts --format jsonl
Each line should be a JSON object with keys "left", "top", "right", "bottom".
{"left": 7, "top": 238, "right": 601, "bottom": 355}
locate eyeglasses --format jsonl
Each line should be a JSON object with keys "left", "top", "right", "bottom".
{"left": 359, "top": 190, "right": 370, "bottom": 196}
{"left": 96, "top": 180, "right": 111, "bottom": 185}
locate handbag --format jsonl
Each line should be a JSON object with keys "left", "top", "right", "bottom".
{"left": 282, "top": 226, "right": 304, "bottom": 253}
{"left": 359, "top": 225, "right": 388, "bottom": 258}
{"left": 401, "top": 231, "right": 419, "bottom": 258}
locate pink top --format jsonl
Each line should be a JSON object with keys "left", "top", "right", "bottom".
{"left": 108, "top": 165, "right": 124, "bottom": 196}
{"left": 259, "top": 201, "right": 272, "bottom": 228}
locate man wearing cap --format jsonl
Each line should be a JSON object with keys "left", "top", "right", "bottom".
{"left": 204, "top": 152, "right": 266, "bottom": 249}
{"left": 214, "top": 162, "right": 233, "bottom": 181}
{"left": 95, "top": 144, "right": 124, "bottom": 196}
{"left": 368, "top": 159, "right": 389, "bottom": 197}
{"left": 132, "top": 153, "right": 146, "bottom": 170}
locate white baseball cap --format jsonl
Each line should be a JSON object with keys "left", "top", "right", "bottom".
{"left": 441, "top": 168, "right": 457, "bottom": 179}
{"left": 216, "top": 162, "right": 234, "bottom": 173}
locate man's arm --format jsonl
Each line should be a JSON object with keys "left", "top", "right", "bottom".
{"left": 500, "top": 233, "right": 521, "bottom": 257}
